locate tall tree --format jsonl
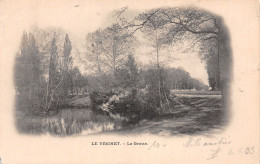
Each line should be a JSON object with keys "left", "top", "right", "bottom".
{"left": 137, "top": 10, "right": 170, "bottom": 109}
{"left": 45, "top": 38, "right": 62, "bottom": 111}
{"left": 15, "top": 32, "right": 43, "bottom": 112}
{"left": 129, "top": 7, "right": 231, "bottom": 116}
{"left": 62, "top": 34, "right": 72, "bottom": 98}
{"left": 31, "top": 27, "right": 65, "bottom": 80}
{"left": 84, "top": 24, "right": 136, "bottom": 76}
{"left": 84, "top": 30, "right": 104, "bottom": 74}
{"left": 82, "top": 24, "right": 137, "bottom": 92}
{"left": 102, "top": 24, "right": 136, "bottom": 75}
{"left": 114, "top": 54, "right": 139, "bottom": 88}
{"left": 125, "top": 54, "right": 138, "bottom": 87}
{"left": 126, "top": 7, "right": 231, "bottom": 92}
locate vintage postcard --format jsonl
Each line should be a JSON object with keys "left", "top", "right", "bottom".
{"left": 0, "top": 0, "right": 259, "bottom": 163}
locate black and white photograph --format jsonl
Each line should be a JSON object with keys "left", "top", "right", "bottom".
{"left": 0, "top": 0, "right": 259, "bottom": 163}
{"left": 14, "top": 6, "right": 232, "bottom": 136}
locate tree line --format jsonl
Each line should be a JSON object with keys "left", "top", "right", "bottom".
{"left": 78, "top": 7, "right": 230, "bottom": 112}
{"left": 14, "top": 28, "right": 87, "bottom": 114}
{"left": 14, "top": 7, "right": 231, "bottom": 116}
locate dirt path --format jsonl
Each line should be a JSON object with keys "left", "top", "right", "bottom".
{"left": 119, "top": 95, "right": 225, "bottom": 136}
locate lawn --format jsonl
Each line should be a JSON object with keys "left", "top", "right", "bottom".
{"left": 171, "top": 90, "right": 221, "bottom": 95}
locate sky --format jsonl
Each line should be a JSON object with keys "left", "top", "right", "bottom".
{"left": 64, "top": 7, "right": 209, "bottom": 85}
{"left": 1, "top": 1, "right": 208, "bottom": 85}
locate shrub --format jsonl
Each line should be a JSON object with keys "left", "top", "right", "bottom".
{"left": 109, "top": 89, "right": 141, "bottom": 124}
{"left": 89, "top": 91, "right": 113, "bottom": 114}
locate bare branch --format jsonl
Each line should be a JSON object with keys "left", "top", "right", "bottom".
{"left": 114, "top": 6, "right": 128, "bottom": 18}
{"left": 124, "top": 9, "right": 160, "bottom": 36}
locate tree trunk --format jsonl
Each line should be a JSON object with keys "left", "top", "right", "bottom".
{"left": 216, "top": 36, "right": 221, "bottom": 90}
{"left": 96, "top": 41, "right": 102, "bottom": 73}
{"left": 214, "top": 16, "right": 232, "bottom": 119}
{"left": 45, "top": 80, "right": 50, "bottom": 110}
{"left": 45, "top": 76, "right": 64, "bottom": 112}
{"left": 112, "top": 37, "right": 117, "bottom": 77}
{"left": 155, "top": 30, "right": 163, "bottom": 109}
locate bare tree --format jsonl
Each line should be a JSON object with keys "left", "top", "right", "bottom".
{"left": 80, "top": 23, "right": 137, "bottom": 92}
{"left": 125, "top": 7, "right": 231, "bottom": 92}
{"left": 99, "top": 23, "right": 136, "bottom": 75}
{"left": 137, "top": 9, "right": 171, "bottom": 109}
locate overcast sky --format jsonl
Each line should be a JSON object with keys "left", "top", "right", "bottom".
{"left": 65, "top": 7, "right": 208, "bottom": 85}
{"left": 1, "top": 1, "right": 208, "bottom": 85}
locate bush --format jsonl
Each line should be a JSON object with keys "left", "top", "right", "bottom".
{"left": 109, "top": 89, "right": 141, "bottom": 124}
{"left": 89, "top": 89, "right": 163, "bottom": 126}
{"left": 89, "top": 91, "right": 113, "bottom": 114}
{"left": 144, "top": 68, "right": 171, "bottom": 112}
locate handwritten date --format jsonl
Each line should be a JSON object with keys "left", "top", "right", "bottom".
{"left": 207, "top": 146, "right": 255, "bottom": 160}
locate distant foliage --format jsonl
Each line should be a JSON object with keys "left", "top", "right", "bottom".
{"left": 69, "top": 67, "right": 88, "bottom": 95}
{"left": 166, "top": 67, "right": 208, "bottom": 90}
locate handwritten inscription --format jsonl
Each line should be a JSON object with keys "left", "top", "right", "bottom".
{"left": 228, "top": 147, "right": 254, "bottom": 156}
{"left": 207, "top": 146, "right": 255, "bottom": 160}
{"left": 183, "top": 136, "right": 231, "bottom": 148}
{"left": 148, "top": 140, "right": 167, "bottom": 150}
{"left": 182, "top": 137, "right": 254, "bottom": 160}
{"left": 207, "top": 147, "right": 222, "bottom": 160}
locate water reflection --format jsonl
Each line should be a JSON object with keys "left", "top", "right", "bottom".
{"left": 16, "top": 109, "right": 122, "bottom": 136}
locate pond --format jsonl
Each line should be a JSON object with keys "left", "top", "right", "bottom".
{"left": 16, "top": 108, "right": 123, "bottom": 136}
